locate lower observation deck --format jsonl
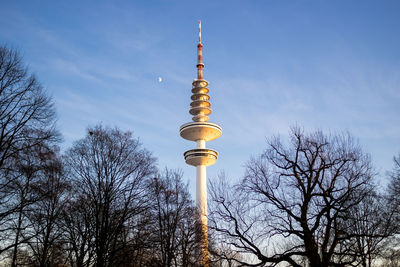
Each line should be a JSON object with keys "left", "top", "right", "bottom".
{"left": 180, "top": 122, "right": 222, "bottom": 142}
{"left": 184, "top": 148, "right": 218, "bottom": 166}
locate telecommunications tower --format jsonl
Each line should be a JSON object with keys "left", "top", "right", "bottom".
{"left": 179, "top": 21, "right": 222, "bottom": 266}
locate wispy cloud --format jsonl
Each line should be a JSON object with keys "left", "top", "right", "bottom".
{"left": 51, "top": 58, "right": 103, "bottom": 83}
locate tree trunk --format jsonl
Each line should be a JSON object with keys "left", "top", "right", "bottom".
{"left": 11, "top": 182, "right": 28, "bottom": 267}
{"left": 11, "top": 204, "right": 24, "bottom": 267}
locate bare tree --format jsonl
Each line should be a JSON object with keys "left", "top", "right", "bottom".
{"left": 8, "top": 143, "right": 62, "bottom": 267}
{"left": 0, "top": 45, "right": 59, "bottom": 257}
{"left": 178, "top": 206, "right": 200, "bottom": 267}
{"left": 147, "top": 169, "right": 199, "bottom": 267}
{"left": 380, "top": 154, "right": 400, "bottom": 267}
{"left": 388, "top": 154, "right": 400, "bottom": 226}
{"left": 62, "top": 193, "right": 95, "bottom": 267}
{"left": 209, "top": 127, "right": 382, "bottom": 267}
{"left": 25, "top": 147, "right": 70, "bottom": 267}
{"left": 8, "top": 143, "right": 43, "bottom": 266}
{"left": 64, "top": 125, "right": 156, "bottom": 267}
{"left": 339, "top": 192, "right": 395, "bottom": 267}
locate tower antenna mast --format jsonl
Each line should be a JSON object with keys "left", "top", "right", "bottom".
{"left": 180, "top": 21, "right": 222, "bottom": 267}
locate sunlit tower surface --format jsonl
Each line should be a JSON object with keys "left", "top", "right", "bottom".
{"left": 180, "top": 21, "right": 222, "bottom": 266}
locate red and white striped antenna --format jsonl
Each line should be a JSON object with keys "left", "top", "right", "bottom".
{"left": 197, "top": 20, "right": 204, "bottom": 80}
{"left": 199, "top": 20, "right": 202, "bottom": 43}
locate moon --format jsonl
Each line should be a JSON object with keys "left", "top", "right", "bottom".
{"left": 158, "top": 77, "right": 162, "bottom": 83}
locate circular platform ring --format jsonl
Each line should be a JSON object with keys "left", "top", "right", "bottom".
{"left": 191, "top": 87, "right": 209, "bottom": 95}
{"left": 190, "top": 100, "right": 211, "bottom": 108}
{"left": 189, "top": 106, "right": 212, "bottom": 116}
{"left": 192, "top": 79, "right": 209, "bottom": 88}
{"left": 180, "top": 122, "right": 222, "bottom": 142}
{"left": 184, "top": 148, "right": 218, "bottom": 166}
{"left": 191, "top": 93, "right": 210, "bottom": 101}
{"left": 192, "top": 115, "right": 209, "bottom": 122}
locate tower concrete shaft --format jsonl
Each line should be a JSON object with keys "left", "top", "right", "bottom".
{"left": 180, "top": 21, "right": 221, "bottom": 267}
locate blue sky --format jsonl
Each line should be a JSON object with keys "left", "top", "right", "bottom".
{"left": 1, "top": 0, "right": 399, "bottom": 196}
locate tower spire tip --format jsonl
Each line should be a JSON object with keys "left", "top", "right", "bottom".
{"left": 199, "top": 20, "right": 202, "bottom": 44}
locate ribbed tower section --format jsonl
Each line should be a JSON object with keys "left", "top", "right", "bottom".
{"left": 180, "top": 21, "right": 221, "bottom": 267}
